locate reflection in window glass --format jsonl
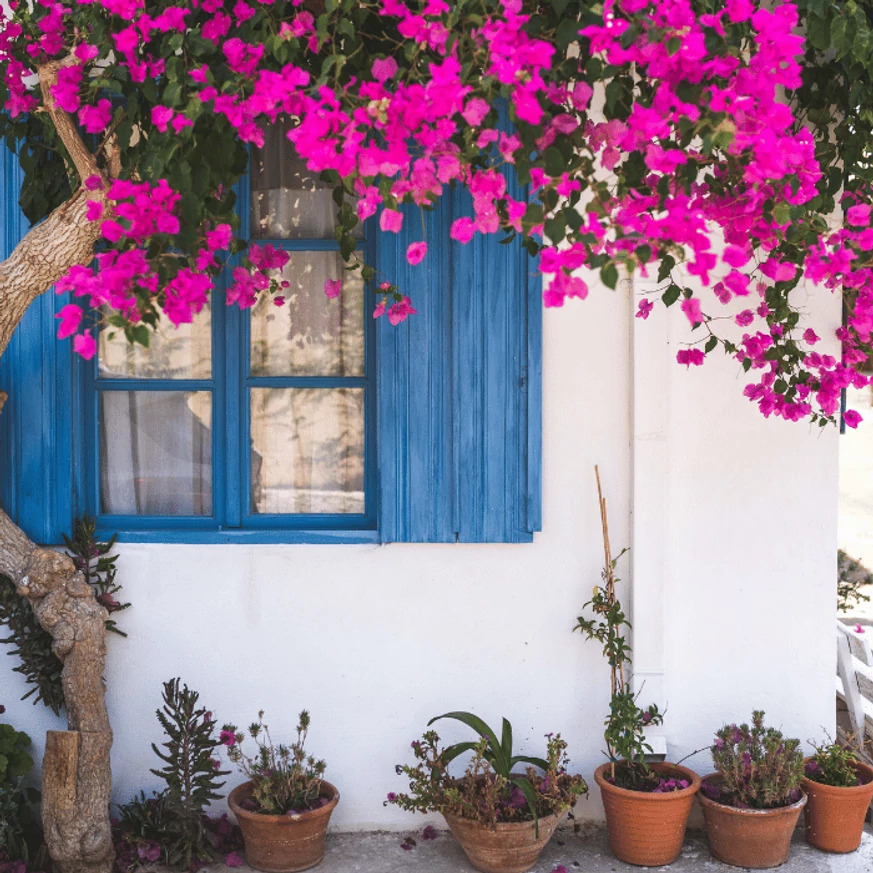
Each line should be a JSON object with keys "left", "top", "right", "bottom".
{"left": 98, "top": 306, "right": 212, "bottom": 380}
{"left": 250, "top": 252, "right": 364, "bottom": 378}
{"left": 250, "top": 118, "right": 361, "bottom": 240}
{"left": 100, "top": 391, "right": 213, "bottom": 515}
{"left": 250, "top": 388, "right": 365, "bottom": 515}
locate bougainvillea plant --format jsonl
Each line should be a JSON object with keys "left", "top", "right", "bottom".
{"left": 1, "top": 0, "right": 873, "bottom": 429}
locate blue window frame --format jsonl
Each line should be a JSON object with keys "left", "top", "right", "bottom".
{"left": 0, "top": 137, "right": 542, "bottom": 546}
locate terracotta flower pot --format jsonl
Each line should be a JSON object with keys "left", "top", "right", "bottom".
{"left": 442, "top": 809, "right": 563, "bottom": 873}
{"left": 228, "top": 780, "right": 339, "bottom": 873}
{"left": 594, "top": 762, "right": 700, "bottom": 866}
{"left": 697, "top": 774, "right": 806, "bottom": 869}
{"left": 802, "top": 757, "right": 873, "bottom": 853}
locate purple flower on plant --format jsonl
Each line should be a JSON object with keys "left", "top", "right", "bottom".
{"left": 508, "top": 787, "right": 527, "bottom": 809}
{"left": 386, "top": 792, "right": 397, "bottom": 803}
{"left": 804, "top": 760, "right": 820, "bottom": 776}
{"left": 220, "top": 730, "right": 237, "bottom": 747}
{"left": 641, "top": 711, "right": 652, "bottom": 725}
{"left": 700, "top": 782, "right": 721, "bottom": 801}
{"left": 789, "top": 788, "right": 803, "bottom": 804}
{"left": 225, "top": 852, "right": 244, "bottom": 868}
{"left": 422, "top": 825, "right": 438, "bottom": 840}
{"left": 138, "top": 842, "right": 161, "bottom": 863}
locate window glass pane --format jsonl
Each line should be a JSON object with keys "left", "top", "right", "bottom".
{"left": 250, "top": 252, "right": 364, "bottom": 377}
{"left": 98, "top": 306, "right": 212, "bottom": 380}
{"left": 250, "top": 118, "right": 362, "bottom": 240}
{"left": 100, "top": 391, "right": 213, "bottom": 515}
{"left": 250, "top": 388, "right": 365, "bottom": 515}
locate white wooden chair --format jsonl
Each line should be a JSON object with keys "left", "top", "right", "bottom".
{"left": 836, "top": 621, "right": 873, "bottom": 762}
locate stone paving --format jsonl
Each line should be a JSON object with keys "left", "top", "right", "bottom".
{"left": 214, "top": 824, "right": 873, "bottom": 873}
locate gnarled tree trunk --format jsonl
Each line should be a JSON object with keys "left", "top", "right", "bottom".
{"left": 0, "top": 60, "right": 116, "bottom": 873}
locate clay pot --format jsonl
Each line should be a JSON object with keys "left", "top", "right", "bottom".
{"left": 697, "top": 774, "right": 806, "bottom": 868}
{"left": 442, "top": 809, "right": 563, "bottom": 873}
{"left": 228, "top": 780, "right": 339, "bottom": 873}
{"left": 802, "top": 757, "right": 873, "bottom": 853}
{"left": 594, "top": 762, "right": 701, "bottom": 866}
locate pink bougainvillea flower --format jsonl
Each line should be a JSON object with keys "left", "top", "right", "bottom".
{"left": 450, "top": 217, "right": 475, "bottom": 244}
{"left": 676, "top": 349, "right": 705, "bottom": 367}
{"left": 372, "top": 56, "right": 398, "bottom": 82}
{"left": 85, "top": 201, "right": 104, "bottom": 222}
{"left": 387, "top": 296, "right": 417, "bottom": 326}
{"left": 84, "top": 175, "right": 103, "bottom": 191}
{"left": 79, "top": 99, "right": 112, "bottom": 134}
{"left": 56, "top": 304, "right": 83, "bottom": 339}
{"left": 636, "top": 299, "right": 654, "bottom": 320}
{"left": 422, "top": 825, "right": 438, "bottom": 840}
{"left": 219, "top": 730, "right": 237, "bottom": 747}
{"left": 380, "top": 209, "right": 403, "bottom": 233}
{"left": 101, "top": 220, "right": 125, "bottom": 243}
{"left": 151, "top": 105, "right": 175, "bottom": 133}
{"left": 803, "top": 329, "right": 820, "bottom": 345}
{"left": 324, "top": 278, "right": 343, "bottom": 299}
{"left": 855, "top": 624, "right": 866, "bottom": 633}
{"left": 681, "top": 297, "right": 703, "bottom": 326}
{"left": 225, "top": 852, "right": 244, "bottom": 868}
{"left": 406, "top": 242, "right": 427, "bottom": 265}
{"left": 73, "top": 331, "right": 96, "bottom": 360}
{"left": 847, "top": 204, "right": 872, "bottom": 226}
{"left": 845, "top": 410, "right": 862, "bottom": 429}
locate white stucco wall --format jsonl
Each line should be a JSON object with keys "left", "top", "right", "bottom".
{"left": 2, "top": 273, "right": 840, "bottom": 831}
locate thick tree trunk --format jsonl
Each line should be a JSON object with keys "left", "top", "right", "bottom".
{"left": 0, "top": 516, "right": 114, "bottom": 873}
{"left": 0, "top": 60, "right": 115, "bottom": 873}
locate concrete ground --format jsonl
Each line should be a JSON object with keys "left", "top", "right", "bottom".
{"left": 214, "top": 825, "right": 873, "bottom": 873}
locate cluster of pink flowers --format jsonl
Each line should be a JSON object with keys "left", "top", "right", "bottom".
{"left": 2, "top": 0, "right": 873, "bottom": 425}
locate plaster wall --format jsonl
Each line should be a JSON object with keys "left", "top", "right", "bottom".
{"left": 1, "top": 271, "right": 840, "bottom": 831}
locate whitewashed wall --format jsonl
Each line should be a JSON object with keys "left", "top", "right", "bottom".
{"left": 1, "top": 270, "right": 839, "bottom": 831}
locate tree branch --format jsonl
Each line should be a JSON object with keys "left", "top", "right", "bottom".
{"left": 37, "top": 58, "right": 100, "bottom": 184}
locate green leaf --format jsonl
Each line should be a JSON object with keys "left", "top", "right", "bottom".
{"left": 427, "top": 712, "right": 507, "bottom": 775}
{"left": 509, "top": 776, "right": 541, "bottom": 837}
{"left": 510, "top": 754, "right": 550, "bottom": 771}
{"left": 662, "top": 284, "right": 681, "bottom": 307}
{"left": 704, "top": 336, "right": 718, "bottom": 354}
{"left": 657, "top": 254, "right": 675, "bottom": 283}
{"left": 773, "top": 203, "right": 791, "bottom": 225}
{"left": 129, "top": 324, "right": 151, "bottom": 348}
{"left": 543, "top": 147, "right": 565, "bottom": 178}
{"left": 601, "top": 263, "right": 619, "bottom": 290}
{"left": 500, "top": 718, "right": 513, "bottom": 764}
{"left": 438, "top": 741, "right": 480, "bottom": 768}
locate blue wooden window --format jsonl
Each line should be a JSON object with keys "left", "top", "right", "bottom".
{"left": 0, "top": 137, "right": 541, "bottom": 545}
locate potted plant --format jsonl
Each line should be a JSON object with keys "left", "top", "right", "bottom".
{"left": 223, "top": 711, "right": 338, "bottom": 873}
{"left": 697, "top": 711, "right": 806, "bottom": 868}
{"left": 388, "top": 711, "right": 587, "bottom": 873}
{"left": 574, "top": 468, "right": 700, "bottom": 866}
{"left": 801, "top": 739, "right": 873, "bottom": 853}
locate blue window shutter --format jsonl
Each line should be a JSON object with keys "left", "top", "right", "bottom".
{"left": 0, "top": 147, "right": 73, "bottom": 545}
{"left": 377, "top": 185, "right": 542, "bottom": 544}
{"left": 377, "top": 199, "right": 456, "bottom": 542}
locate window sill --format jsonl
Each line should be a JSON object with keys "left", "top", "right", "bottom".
{"left": 92, "top": 528, "right": 382, "bottom": 545}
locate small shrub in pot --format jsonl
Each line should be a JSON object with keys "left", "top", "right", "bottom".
{"left": 575, "top": 468, "right": 701, "bottom": 866}
{"left": 801, "top": 739, "right": 873, "bottom": 853}
{"left": 224, "top": 711, "right": 338, "bottom": 873}
{"left": 698, "top": 711, "right": 806, "bottom": 869}
{"left": 389, "top": 711, "right": 587, "bottom": 873}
